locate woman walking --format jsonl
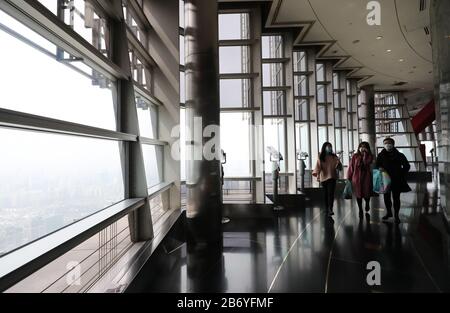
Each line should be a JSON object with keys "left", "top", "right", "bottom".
{"left": 313, "top": 142, "right": 342, "bottom": 216}
{"left": 347, "top": 141, "right": 374, "bottom": 218}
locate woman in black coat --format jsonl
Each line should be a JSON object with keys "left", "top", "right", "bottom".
{"left": 375, "top": 137, "right": 411, "bottom": 224}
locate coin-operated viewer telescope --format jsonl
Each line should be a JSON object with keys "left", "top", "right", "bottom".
{"left": 296, "top": 151, "right": 309, "bottom": 194}
{"left": 220, "top": 149, "right": 230, "bottom": 224}
{"left": 266, "top": 146, "right": 284, "bottom": 211}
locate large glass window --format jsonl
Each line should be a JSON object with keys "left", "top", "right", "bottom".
{"left": 334, "top": 110, "right": 342, "bottom": 127}
{"left": 180, "top": 108, "right": 186, "bottom": 181}
{"left": 179, "top": 0, "right": 185, "bottom": 28}
{"left": 129, "top": 46, "right": 152, "bottom": 91}
{"left": 37, "top": 0, "right": 58, "bottom": 15}
{"left": 220, "top": 79, "right": 251, "bottom": 108}
{"left": 180, "top": 71, "right": 186, "bottom": 104}
{"left": 318, "top": 105, "right": 327, "bottom": 125}
{"left": 264, "top": 119, "right": 286, "bottom": 172}
{"left": 293, "top": 51, "right": 307, "bottom": 72}
{"left": 263, "top": 91, "right": 285, "bottom": 116}
{"left": 317, "top": 84, "right": 326, "bottom": 103}
{"left": 262, "top": 35, "right": 283, "bottom": 59}
{"left": 294, "top": 75, "right": 308, "bottom": 96}
{"left": 0, "top": 128, "right": 124, "bottom": 255}
{"left": 179, "top": 35, "right": 185, "bottom": 66}
{"left": 0, "top": 10, "right": 117, "bottom": 130}
{"left": 335, "top": 129, "right": 343, "bottom": 153}
{"left": 219, "top": 13, "right": 250, "bottom": 40}
{"left": 333, "top": 72, "right": 339, "bottom": 89}
{"left": 142, "top": 145, "right": 164, "bottom": 188}
{"left": 219, "top": 46, "right": 250, "bottom": 73}
{"left": 333, "top": 92, "right": 341, "bottom": 108}
{"left": 316, "top": 63, "right": 325, "bottom": 81}
{"left": 263, "top": 63, "right": 284, "bottom": 87}
{"left": 123, "top": 0, "right": 147, "bottom": 46}
{"left": 318, "top": 126, "right": 327, "bottom": 146}
{"left": 296, "top": 123, "right": 310, "bottom": 169}
{"left": 221, "top": 112, "right": 252, "bottom": 177}
{"left": 136, "top": 95, "right": 158, "bottom": 139}
{"left": 295, "top": 99, "right": 309, "bottom": 121}
{"left": 39, "top": 0, "right": 110, "bottom": 57}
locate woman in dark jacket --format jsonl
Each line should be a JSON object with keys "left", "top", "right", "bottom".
{"left": 375, "top": 137, "right": 411, "bottom": 224}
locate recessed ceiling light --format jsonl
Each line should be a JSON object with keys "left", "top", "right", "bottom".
{"left": 399, "top": 58, "right": 404, "bottom": 62}
{"left": 386, "top": 49, "right": 392, "bottom": 52}
{"left": 376, "top": 36, "right": 383, "bottom": 40}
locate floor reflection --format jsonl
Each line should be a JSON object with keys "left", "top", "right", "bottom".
{"left": 128, "top": 182, "right": 450, "bottom": 293}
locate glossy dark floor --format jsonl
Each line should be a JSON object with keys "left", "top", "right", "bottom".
{"left": 128, "top": 181, "right": 450, "bottom": 293}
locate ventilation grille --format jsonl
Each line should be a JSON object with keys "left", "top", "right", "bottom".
{"left": 419, "top": 0, "right": 427, "bottom": 11}
{"left": 424, "top": 26, "right": 430, "bottom": 35}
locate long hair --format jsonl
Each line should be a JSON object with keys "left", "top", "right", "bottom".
{"left": 319, "top": 142, "right": 333, "bottom": 163}
{"left": 357, "top": 141, "right": 372, "bottom": 156}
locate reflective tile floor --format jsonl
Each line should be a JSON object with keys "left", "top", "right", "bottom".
{"left": 128, "top": 182, "right": 450, "bottom": 293}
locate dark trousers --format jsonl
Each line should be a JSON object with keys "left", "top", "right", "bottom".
{"left": 383, "top": 190, "right": 401, "bottom": 217}
{"left": 322, "top": 179, "right": 336, "bottom": 212}
{"left": 357, "top": 197, "right": 370, "bottom": 212}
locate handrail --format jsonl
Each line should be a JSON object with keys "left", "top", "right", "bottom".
{"left": 0, "top": 198, "right": 145, "bottom": 291}
{"left": 0, "top": 108, "right": 138, "bottom": 142}
{"left": 148, "top": 181, "right": 174, "bottom": 199}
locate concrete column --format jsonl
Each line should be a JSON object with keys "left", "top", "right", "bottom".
{"left": 184, "top": 0, "right": 222, "bottom": 244}
{"left": 359, "top": 85, "right": 376, "bottom": 151}
{"left": 431, "top": 0, "right": 450, "bottom": 221}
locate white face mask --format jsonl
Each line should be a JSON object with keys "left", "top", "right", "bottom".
{"left": 384, "top": 144, "right": 394, "bottom": 151}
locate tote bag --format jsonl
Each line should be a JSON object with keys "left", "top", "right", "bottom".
{"left": 342, "top": 180, "right": 352, "bottom": 199}
{"left": 373, "top": 169, "right": 391, "bottom": 194}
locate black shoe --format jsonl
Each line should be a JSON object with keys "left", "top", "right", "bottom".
{"left": 382, "top": 214, "right": 392, "bottom": 221}
{"left": 328, "top": 210, "right": 334, "bottom": 216}
{"left": 394, "top": 216, "right": 401, "bottom": 224}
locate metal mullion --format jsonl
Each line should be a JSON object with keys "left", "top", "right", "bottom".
{"left": 261, "top": 58, "right": 289, "bottom": 64}
{"left": 126, "top": 26, "right": 156, "bottom": 67}
{"left": 262, "top": 86, "right": 290, "bottom": 92}
{"left": 127, "top": 0, "right": 151, "bottom": 31}
{"left": 2, "top": 0, "right": 127, "bottom": 80}
{"left": 0, "top": 108, "right": 137, "bottom": 142}
{"left": 134, "top": 84, "right": 164, "bottom": 106}
{"left": 219, "top": 73, "right": 258, "bottom": 79}
{"left": 219, "top": 39, "right": 254, "bottom": 46}
{"left": 139, "top": 136, "right": 168, "bottom": 146}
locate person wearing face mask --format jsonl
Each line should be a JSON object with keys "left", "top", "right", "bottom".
{"left": 376, "top": 137, "right": 411, "bottom": 223}
{"left": 313, "top": 142, "right": 342, "bottom": 216}
{"left": 347, "top": 141, "right": 374, "bottom": 218}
